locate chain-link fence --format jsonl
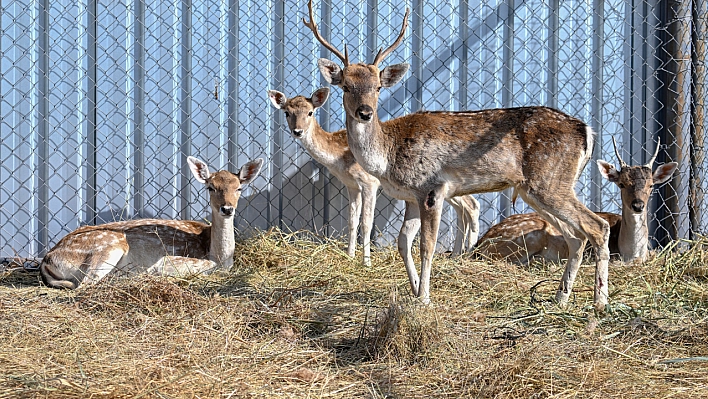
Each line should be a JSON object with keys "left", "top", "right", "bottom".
{"left": 1, "top": 0, "right": 706, "bottom": 258}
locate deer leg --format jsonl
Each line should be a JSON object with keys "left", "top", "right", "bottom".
{"left": 447, "top": 197, "right": 465, "bottom": 255}
{"left": 418, "top": 189, "right": 445, "bottom": 304}
{"left": 556, "top": 207, "right": 609, "bottom": 308}
{"left": 398, "top": 200, "right": 421, "bottom": 295}
{"left": 82, "top": 248, "right": 125, "bottom": 286}
{"left": 147, "top": 256, "right": 217, "bottom": 276}
{"left": 583, "top": 213, "right": 611, "bottom": 308}
{"left": 360, "top": 183, "right": 378, "bottom": 267}
{"left": 535, "top": 209, "right": 586, "bottom": 305}
{"left": 345, "top": 185, "right": 363, "bottom": 261}
{"left": 464, "top": 195, "right": 481, "bottom": 249}
{"left": 527, "top": 192, "right": 611, "bottom": 308}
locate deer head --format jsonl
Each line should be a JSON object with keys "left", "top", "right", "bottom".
{"left": 597, "top": 137, "right": 678, "bottom": 215}
{"left": 303, "top": 0, "right": 410, "bottom": 124}
{"left": 187, "top": 156, "right": 263, "bottom": 219}
{"left": 268, "top": 88, "right": 330, "bottom": 139}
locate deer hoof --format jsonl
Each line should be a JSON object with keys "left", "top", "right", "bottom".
{"left": 555, "top": 290, "right": 571, "bottom": 308}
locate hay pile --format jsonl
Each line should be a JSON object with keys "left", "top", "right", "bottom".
{"left": 1, "top": 228, "right": 707, "bottom": 398}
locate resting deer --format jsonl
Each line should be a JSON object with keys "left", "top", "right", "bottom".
{"left": 303, "top": 0, "right": 611, "bottom": 309}
{"left": 477, "top": 137, "right": 678, "bottom": 264}
{"left": 40, "top": 156, "right": 263, "bottom": 289}
{"left": 268, "top": 87, "right": 480, "bottom": 266}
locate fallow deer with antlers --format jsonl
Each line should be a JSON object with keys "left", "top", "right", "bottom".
{"left": 303, "top": 0, "right": 612, "bottom": 309}
{"left": 477, "top": 138, "right": 678, "bottom": 264}
{"left": 40, "top": 156, "right": 263, "bottom": 289}
{"left": 268, "top": 87, "right": 480, "bottom": 266}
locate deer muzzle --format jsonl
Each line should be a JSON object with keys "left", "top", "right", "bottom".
{"left": 220, "top": 206, "right": 235, "bottom": 217}
{"left": 356, "top": 105, "right": 373, "bottom": 121}
{"left": 630, "top": 200, "right": 645, "bottom": 213}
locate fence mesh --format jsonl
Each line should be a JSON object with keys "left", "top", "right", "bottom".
{"left": 1, "top": 0, "right": 706, "bottom": 258}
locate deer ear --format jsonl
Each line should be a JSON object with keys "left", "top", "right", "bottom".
{"left": 311, "top": 87, "right": 330, "bottom": 109}
{"left": 318, "top": 59, "right": 343, "bottom": 86}
{"left": 597, "top": 160, "right": 620, "bottom": 183}
{"left": 652, "top": 162, "right": 678, "bottom": 185}
{"left": 380, "top": 63, "right": 409, "bottom": 87}
{"left": 268, "top": 90, "right": 287, "bottom": 109}
{"left": 187, "top": 156, "right": 211, "bottom": 184}
{"left": 238, "top": 158, "right": 264, "bottom": 186}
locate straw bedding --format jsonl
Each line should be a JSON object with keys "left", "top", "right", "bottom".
{"left": 1, "top": 228, "right": 706, "bottom": 398}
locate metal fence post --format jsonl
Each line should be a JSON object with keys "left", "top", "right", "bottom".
{"left": 690, "top": 0, "right": 706, "bottom": 237}
{"left": 272, "top": 0, "right": 285, "bottom": 230}
{"left": 180, "top": 0, "right": 193, "bottom": 219}
{"left": 499, "top": 0, "right": 515, "bottom": 220}
{"left": 409, "top": 0, "right": 423, "bottom": 112}
{"left": 658, "top": 0, "right": 692, "bottom": 244}
{"left": 37, "top": 0, "right": 50, "bottom": 254}
{"left": 547, "top": 0, "right": 559, "bottom": 110}
{"left": 227, "top": 0, "right": 239, "bottom": 172}
{"left": 318, "top": 0, "right": 333, "bottom": 236}
{"left": 458, "top": 0, "right": 468, "bottom": 110}
{"left": 133, "top": 0, "right": 145, "bottom": 219}
{"left": 590, "top": 0, "right": 604, "bottom": 212}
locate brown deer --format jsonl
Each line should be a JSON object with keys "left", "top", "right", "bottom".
{"left": 477, "top": 137, "right": 678, "bottom": 264}
{"left": 303, "top": 0, "right": 611, "bottom": 309}
{"left": 40, "top": 156, "right": 263, "bottom": 289}
{"left": 268, "top": 87, "right": 480, "bottom": 266}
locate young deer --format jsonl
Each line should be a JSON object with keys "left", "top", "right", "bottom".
{"left": 477, "top": 137, "right": 678, "bottom": 264}
{"left": 40, "top": 156, "right": 263, "bottom": 289}
{"left": 268, "top": 87, "right": 480, "bottom": 266}
{"left": 304, "top": 0, "right": 611, "bottom": 309}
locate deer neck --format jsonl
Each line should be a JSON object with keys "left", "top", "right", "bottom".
{"left": 618, "top": 207, "right": 649, "bottom": 262}
{"left": 300, "top": 122, "right": 342, "bottom": 166}
{"left": 209, "top": 213, "right": 235, "bottom": 269}
{"left": 345, "top": 113, "right": 391, "bottom": 176}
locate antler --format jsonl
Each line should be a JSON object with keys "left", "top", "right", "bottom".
{"left": 611, "top": 136, "right": 629, "bottom": 170}
{"left": 645, "top": 137, "right": 661, "bottom": 168}
{"left": 371, "top": 8, "right": 410, "bottom": 66}
{"left": 303, "top": 0, "right": 349, "bottom": 66}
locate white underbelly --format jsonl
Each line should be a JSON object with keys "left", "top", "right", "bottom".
{"left": 379, "top": 179, "right": 417, "bottom": 202}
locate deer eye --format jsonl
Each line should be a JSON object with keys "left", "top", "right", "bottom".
{"left": 284, "top": 111, "right": 290, "bottom": 117}
{"left": 342, "top": 86, "right": 350, "bottom": 93}
{"left": 308, "top": 111, "right": 313, "bottom": 116}
{"left": 207, "top": 186, "right": 215, "bottom": 192}
{"left": 377, "top": 86, "right": 382, "bottom": 92}
{"left": 618, "top": 183, "right": 625, "bottom": 189}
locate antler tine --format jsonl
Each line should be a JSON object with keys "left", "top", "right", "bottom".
{"left": 611, "top": 136, "right": 628, "bottom": 169}
{"left": 302, "top": 0, "right": 349, "bottom": 65}
{"left": 646, "top": 137, "right": 661, "bottom": 168}
{"left": 372, "top": 7, "right": 410, "bottom": 66}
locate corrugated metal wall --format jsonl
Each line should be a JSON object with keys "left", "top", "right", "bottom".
{"left": 1, "top": 0, "right": 706, "bottom": 258}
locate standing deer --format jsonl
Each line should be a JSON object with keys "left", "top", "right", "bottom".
{"left": 268, "top": 87, "right": 480, "bottom": 266}
{"left": 303, "top": 0, "right": 612, "bottom": 309}
{"left": 40, "top": 156, "right": 263, "bottom": 289}
{"left": 477, "top": 137, "right": 678, "bottom": 264}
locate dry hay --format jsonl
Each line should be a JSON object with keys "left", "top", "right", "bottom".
{"left": 367, "top": 293, "right": 443, "bottom": 364}
{"left": 0, "top": 228, "right": 707, "bottom": 398}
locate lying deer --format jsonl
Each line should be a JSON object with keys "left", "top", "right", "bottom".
{"left": 477, "top": 137, "right": 678, "bottom": 264}
{"left": 304, "top": 0, "right": 612, "bottom": 309}
{"left": 40, "top": 156, "right": 263, "bottom": 289}
{"left": 268, "top": 87, "right": 480, "bottom": 266}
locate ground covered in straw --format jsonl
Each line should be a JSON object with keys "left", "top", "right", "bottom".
{"left": 1, "top": 228, "right": 707, "bottom": 398}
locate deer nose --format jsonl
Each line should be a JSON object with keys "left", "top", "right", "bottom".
{"left": 356, "top": 105, "right": 373, "bottom": 121}
{"left": 220, "top": 206, "right": 235, "bottom": 217}
{"left": 630, "top": 200, "right": 645, "bottom": 213}
{"left": 292, "top": 129, "right": 303, "bottom": 138}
